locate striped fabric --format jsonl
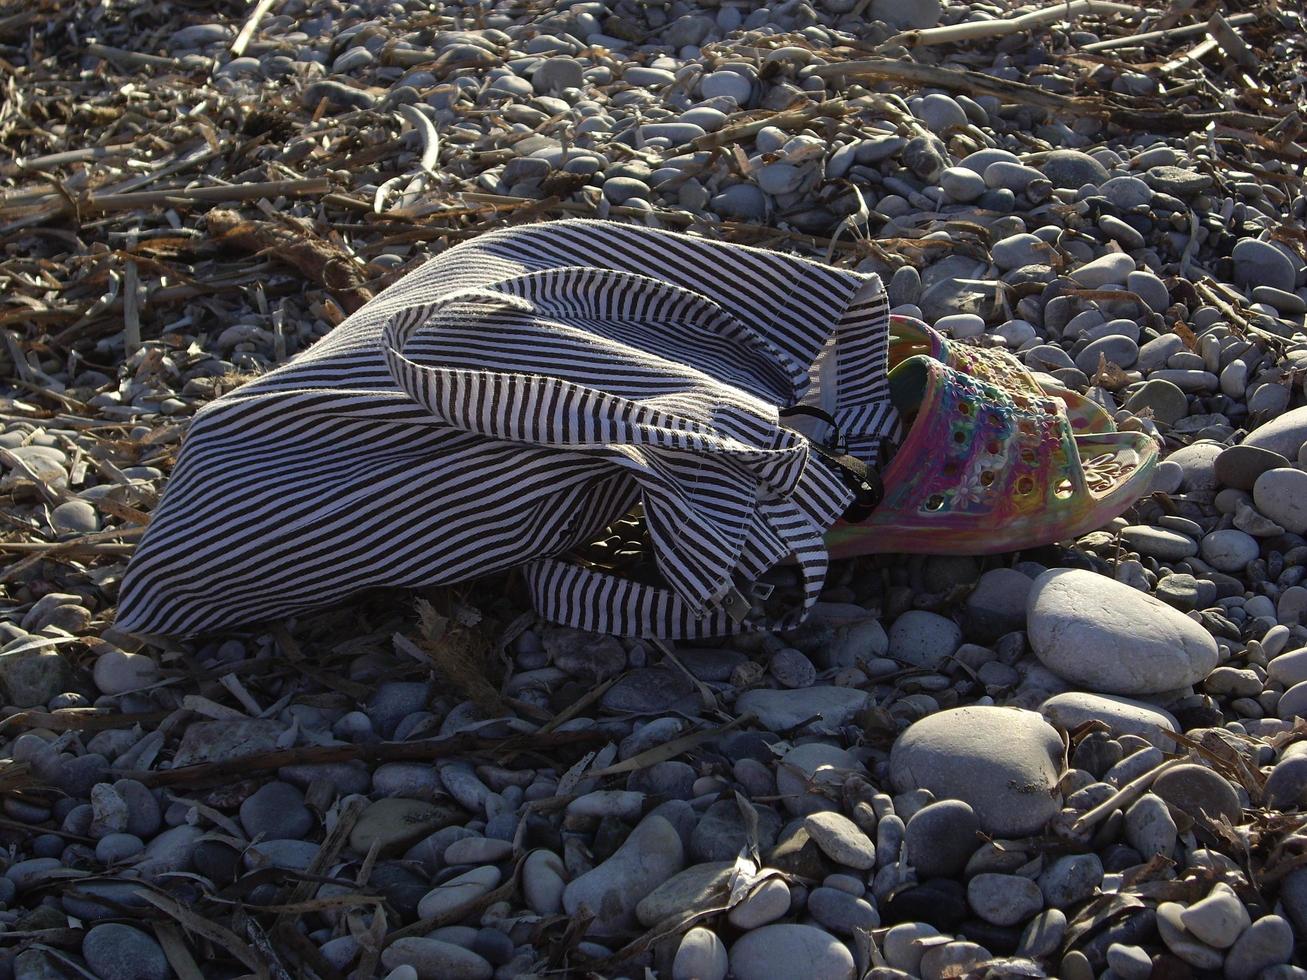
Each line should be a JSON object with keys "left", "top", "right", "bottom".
{"left": 115, "top": 219, "right": 894, "bottom": 640}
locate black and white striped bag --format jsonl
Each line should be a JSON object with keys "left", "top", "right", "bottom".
{"left": 115, "top": 219, "right": 895, "bottom": 640}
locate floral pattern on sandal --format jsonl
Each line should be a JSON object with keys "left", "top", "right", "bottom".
{"left": 889, "top": 314, "right": 1117, "bottom": 436}
{"left": 824, "top": 355, "right": 1158, "bottom": 558}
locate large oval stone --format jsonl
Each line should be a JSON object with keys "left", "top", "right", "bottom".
{"left": 1242, "top": 406, "right": 1307, "bottom": 460}
{"left": 889, "top": 706, "right": 1063, "bottom": 836}
{"left": 1027, "top": 569, "right": 1218, "bottom": 694}
{"left": 729, "top": 924, "right": 856, "bottom": 980}
{"left": 562, "top": 814, "right": 684, "bottom": 937}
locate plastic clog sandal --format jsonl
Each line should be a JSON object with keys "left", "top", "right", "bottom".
{"left": 889, "top": 314, "right": 1117, "bottom": 436}
{"left": 824, "top": 354, "right": 1158, "bottom": 559}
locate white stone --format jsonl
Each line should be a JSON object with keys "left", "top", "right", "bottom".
{"left": 729, "top": 924, "right": 856, "bottom": 980}
{"left": 882, "top": 922, "right": 940, "bottom": 974}
{"left": 1040, "top": 692, "right": 1178, "bottom": 748}
{"left": 415, "top": 865, "right": 500, "bottom": 921}
{"left": 523, "top": 849, "right": 567, "bottom": 916}
{"left": 562, "top": 814, "right": 684, "bottom": 936}
{"left": 727, "top": 878, "right": 790, "bottom": 929}
{"left": 1242, "top": 406, "right": 1307, "bottom": 459}
{"left": 1254, "top": 468, "right": 1307, "bottom": 535}
{"left": 1027, "top": 569, "right": 1218, "bottom": 694}
{"left": 673, "top": 927, "right": 728, "bottom": 980}
{"left": 967, "top": 873, "right": 1043, "bottom": 926}
{"left": 1072, "top": 252, "right": 1135, "bottom": 289}
{"left": 888, "top": 610, "right": 962, "bottom": 669}
{"left": 92, "top": 648, "right": 161, "bottom": 696}
{"left": 889, "top": 705, "right": 1063, "bottom": 836}
{"left": 1180, "top": 882, "right": 1250, "bottom": 948}
{"left": 734, "top": 686, "right": 869, "bottom": 733}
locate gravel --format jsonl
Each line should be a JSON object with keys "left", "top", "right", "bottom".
{"left": 1, "top": 0, "right": 1306, "bottom": 975}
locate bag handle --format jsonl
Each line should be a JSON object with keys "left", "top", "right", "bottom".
{"left": 525, "top": 496, "right": 831, "bottom": 638}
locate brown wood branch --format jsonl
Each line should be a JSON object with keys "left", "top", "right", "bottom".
{"left": 115, "top": 728, "right": 607, "bottom": 787}
{"left": 811, "top": 57, "right": 1282, "bottom": 134}
{"left": 206, "top": 209, "right": 374, "bottom": 313}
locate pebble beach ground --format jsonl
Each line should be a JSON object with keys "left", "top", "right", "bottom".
{"left": 2, "top": 0, "right": 1307, "bottom": 978}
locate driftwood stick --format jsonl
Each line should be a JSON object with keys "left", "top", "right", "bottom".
{"left": 115, "top": 728, "right": 607, "bottom": 787}
{"left": 85, "top": 43, "right": 201, "bottom": 72}
{"left": 206, "top": 209, "right": 374, "bottom": 313}
{"left": 895, "top": 0, "right": 1139, "bottom": 47}
{"left": 1, "top": 178, "right": 331, "bottom": 220}
{"left": 1160, "top": 36, "right": 1220, "bottom": 75}
{"left": 684, "top": 99, "right": 850, "bottom": 153}
{"left": 1081, "top": 10, "right": 1258, "bottom": 51}
{"left": 231, "top": 0, "right": 281, "bottom": 57}
{"left": 811, "top": 58, "right": 1280, "bottom": 133}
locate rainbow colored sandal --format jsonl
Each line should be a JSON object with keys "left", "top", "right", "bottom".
{"left": 889, "top": 315, "right": 1117, "bottom": 436}
{"left": 824, "top": 355, "right": 1158, "bottom": 558}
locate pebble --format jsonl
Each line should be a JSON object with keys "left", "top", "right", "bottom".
{"left": 82, "top": 924, "right": 170, "bottom": 980}
{"left": 239, "top": 781, "right": 313, "bottom": 841}
{"left": 635, "top": 862, "right": 732, "bottom": 927}
{"left": 1232, "top": 238, "right": 1298, "bottom": 292}
{"left": 1157, "top": 901, "right": 1225, "bottom": 970}
{"left": 562, "top": 814, "right": 684, "bottom": 936}
{"left": 351, "top": 799, "right": 460, "bottom": 856}
{"left": 1038, "top": 853, "right": 1103, "bottom": 909}
{"left": 967, "top": 872, "right": 1043, "bottom": 926}
{"left": 92, "top": 648, "right": 161, "bottom": 695}
{"left": 729, "top": 924, "right": 856, "bottom": 980}
{"left": 1243, "top": 406, "right": 1307, "bottom": 458}
{"left": 890, "top": 706, "right": 1063, "bottom": 835}
{"left": 1253, "top": 468, "right": 1307, "bottom": 534}
{"left": 903, "top": 800, "right": 979, "bottom": 878}
{"left": 1181, "top": 882, "right": 1250, "bottom": 948}
{"left": 1120, "top": 525, "right": 1197, "bottom": 561}
{"left": 804, "top": 811, "right": 876, "bottom": 870}
{"left": 416, "top": 865, "right": 501, "bottom": 921}
{"left": 1040, "top": 150, "right": 1109, "bottom": 188}
{"left": 1027, "top": 569, "right": 1218, "bottom": 694}
{"left": 1019, "top": 909, "right": 1067, "bottom": 959}
{"left": 728, "top": 878, "right": 791, "bottom": 929}
{"left": 807, "top": 886, "right": 879, "bottom": 935}
{"left": 1151, "top": 762, "right": 1243, "bottom": 824}
{"left": 883, "top": 922, "right": 940, "bottom": 974}
{"left": 50, "top": 499, "right": 100, "bottom": 534}
{"left": 1224, "top": 914, "right": 1294, "bottom": 980}
{"left": 673, "top": 927, "right": 728, "bottom": 980}
{"left": 1106, "top": 943, "right": 1153, "bottom": 980}
{"left": 1041, "top": 692, "right": 1178, "bottom": 747}
{"left": 1072, "top": 253, "right": 1135, "bottom": 289}
{"left": 887, "top": 610, "right": 962, "bottom": 669}
{"left": 1124, "top": 794, "right": 1177, "bottom": 859}
{"left": 1199, "top": 528, "right": 1260, "bottom": 572}
{"left": 734, "top": 686, "right": 869, "bottom": 733}
{"left": 380, "top": 938, "right": 493, "bottom": 980}
{"left": 0, "top": 648, "right": 72, "bottom": 707}
{"left": 1215, "top": 444, "right": 1289, "bottom": 490}
{"left": 522, "top": 849, "right": 566, "bottom": 916}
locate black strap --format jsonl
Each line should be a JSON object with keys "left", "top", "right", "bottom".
{"left": 779, "top": 405, "right": 883, "bottom": 523}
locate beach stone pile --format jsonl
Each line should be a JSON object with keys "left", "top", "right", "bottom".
{"left": 1, "top": 0, "right": 1307, "bottom": 977}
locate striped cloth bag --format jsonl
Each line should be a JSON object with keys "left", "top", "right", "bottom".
{"left": 114, "top": 219, "right": 895, "bottom": 640}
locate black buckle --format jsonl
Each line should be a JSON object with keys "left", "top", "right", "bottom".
{"left": 779, "top": 405, "right": 883, "bottom": 523}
